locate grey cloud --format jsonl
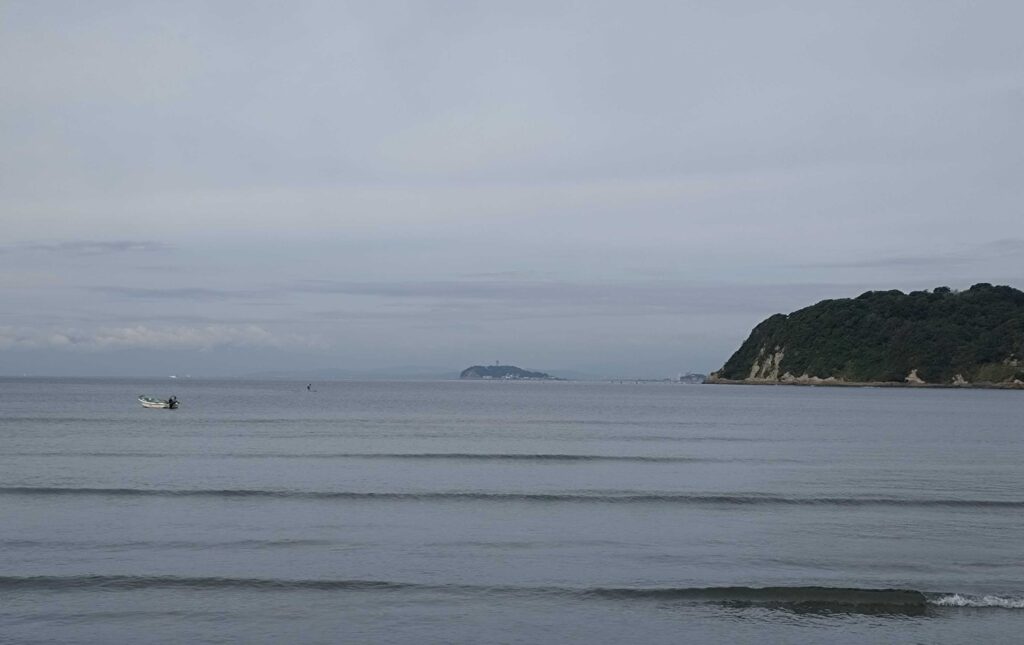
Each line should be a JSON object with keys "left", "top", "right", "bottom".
{"left": 807, "top": 255, "right": 970, "bottom": 270}
{"left": 90, "top": 278, "right": 863, "bottom": 320}
{"left": 0, "top": 324, "right": 300, "bottom": 351}
{"left": 981, "top": 239, "right": 1024, "bottom": 255}
{"left": 296, "top": 279, "right": 859, "bottom": 316}
{"left": 88, "top": 286, "right": 272, "bottom": 301}
{"left": 457, "top": 270, "right": 556, "bottom": 280}
{"left": 19, "top": 240, "right": 171, "bottom": 256}
{"left": 800, "top": 239, "right": 1024, "bottom": 270}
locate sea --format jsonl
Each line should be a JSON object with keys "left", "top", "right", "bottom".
{"left": 2, "top": 378, "right": 1023, "bottom": 644}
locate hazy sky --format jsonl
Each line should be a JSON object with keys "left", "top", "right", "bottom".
{"left": 2, "top": 1, "right": 1022, "bottom": 377}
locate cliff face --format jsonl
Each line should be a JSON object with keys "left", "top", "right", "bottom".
{"left": 709, "top": 284, "right": 1024, "bottom": 387}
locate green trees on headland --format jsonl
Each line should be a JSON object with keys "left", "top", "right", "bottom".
{"left": 460, "top": 365, "right": 553, "bottom": 380}
{"left": 712, "top": 284, "right": 1024, "bottom": 386}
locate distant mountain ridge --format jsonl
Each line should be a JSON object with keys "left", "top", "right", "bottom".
{"left": 460, "top": 365, "right": 553, "bottom": 380}
{"left": 708, "top": 284, "right": 1024, "bottom": 387}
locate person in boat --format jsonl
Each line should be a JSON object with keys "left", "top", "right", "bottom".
{"left": 168, "top": 395, "right": 177, "bottom": 407}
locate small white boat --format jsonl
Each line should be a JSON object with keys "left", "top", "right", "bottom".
{"left": 138, "top": 395, "right": 179, "bottom": 409}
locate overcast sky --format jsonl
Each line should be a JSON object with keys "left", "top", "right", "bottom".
{"left": 2, "top": 0, "right": 1022, "bottom": 377}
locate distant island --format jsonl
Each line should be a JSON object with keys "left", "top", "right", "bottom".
{"left": 707, "top": 283, "right": 1024, "bottom": 388}
{"left": 460, "top": 365, "right": 554, "bottom": 380}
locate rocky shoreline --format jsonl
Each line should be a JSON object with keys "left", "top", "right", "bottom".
{"left": 704, "top": 375, "right": 1024, "bottom": 390}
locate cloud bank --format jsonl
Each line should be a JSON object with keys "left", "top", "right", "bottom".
{"left": 0, "top": 324, "right": 300, "bottom": 351}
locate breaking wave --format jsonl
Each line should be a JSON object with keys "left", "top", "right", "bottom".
{"left": 927, "top": 593, "right": 1024, "bottom": 608}
{"left": 1, "top": 576, "right": 1019, "bottom": 610}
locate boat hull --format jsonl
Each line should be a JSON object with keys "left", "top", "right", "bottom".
{"left": 138, "top": 396, "right": 179, "bottom": 409}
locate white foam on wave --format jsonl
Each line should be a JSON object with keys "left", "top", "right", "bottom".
{"left": 929, "top": 594, "right": 1024, "bottom": 609}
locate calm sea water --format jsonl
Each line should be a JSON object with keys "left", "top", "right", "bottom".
{"left": 2, "top": 378, "right": 1023, "bottom": 643}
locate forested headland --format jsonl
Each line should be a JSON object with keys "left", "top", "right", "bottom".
{"left": 709, "top": 284, "right": 1024, "bottom": 387}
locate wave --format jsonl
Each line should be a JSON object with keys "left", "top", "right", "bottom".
{"left": 1, "top": 487, "right": 1022, "bottom": 507}
{"left": 0, "top": 575, "right": 417, "bottom": 592}
{"left": 3, "top": 452, "right": 784, "bottom": 463}
{"left": 588, "top": 587, "right": 1024, "bottom": 611}
{"left": 928, "top": 593, "right": 1024, "bottom": 608}
{"left": 7, "top": 434, "right": 773, "bottom": 443}
{"left": 587, "top": 589, "right": 1016, "bottom": 610}
{"left": 0, "top": 538, "right": 349, "bottom": 550}
{"left": 0, "top": 576, "right": 1018, "bottom": 610}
